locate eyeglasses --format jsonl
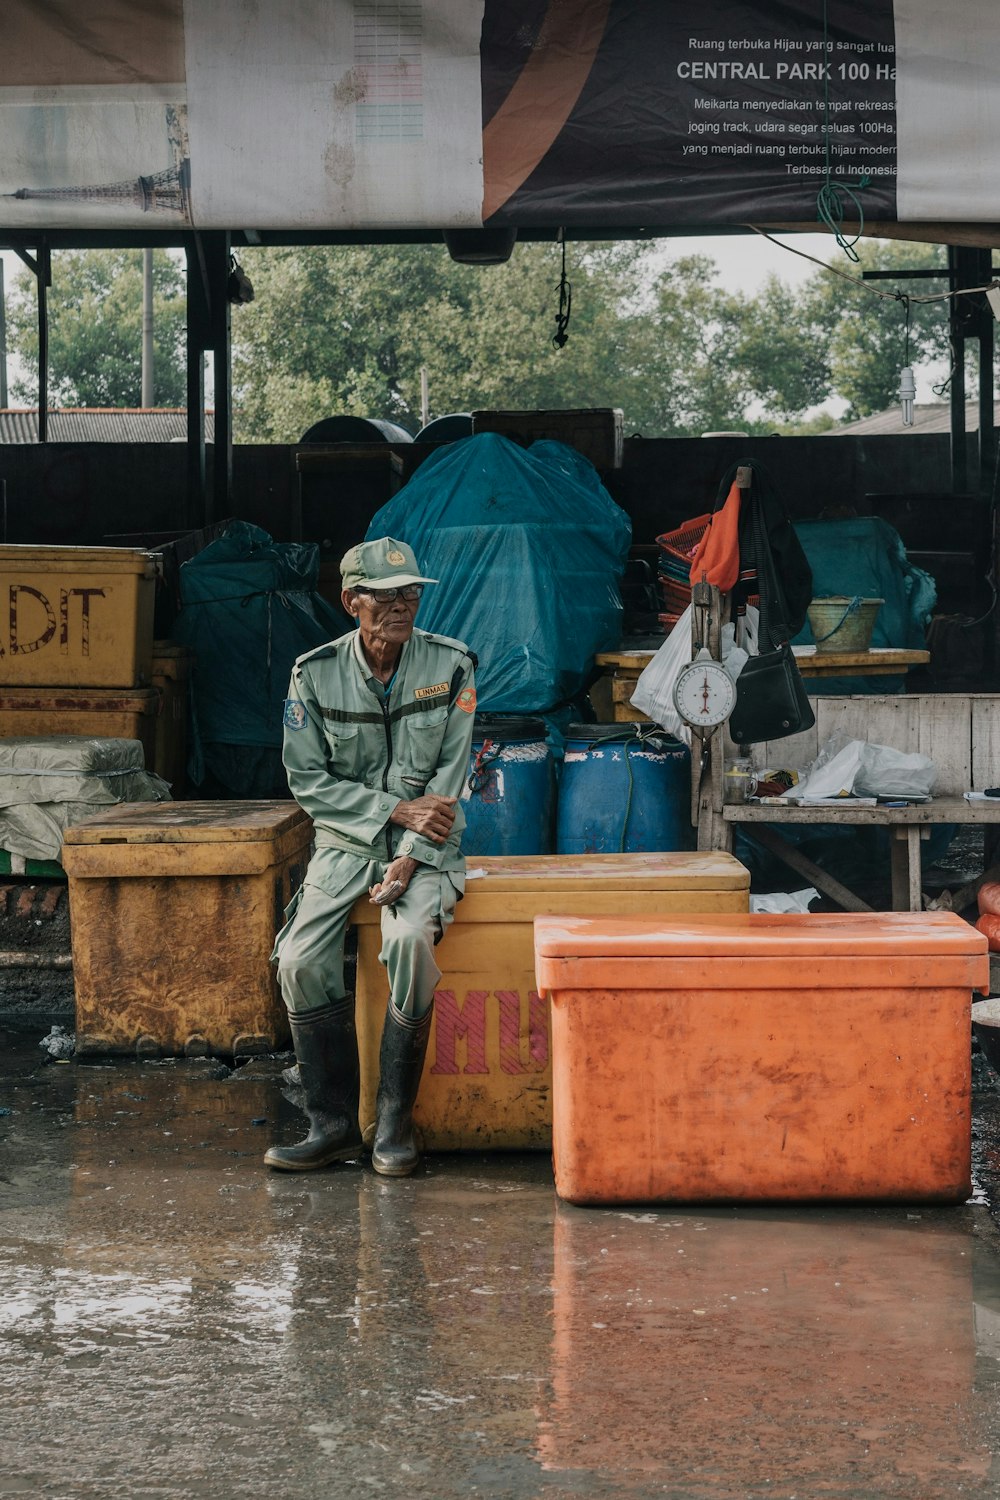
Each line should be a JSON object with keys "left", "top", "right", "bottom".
{"left": 354, "top": 584, "right": 424, "bottom": 603}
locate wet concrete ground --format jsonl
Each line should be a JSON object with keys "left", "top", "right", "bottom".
{"left": 6, "top": 1020, "right": 1000, "bottom": 1499}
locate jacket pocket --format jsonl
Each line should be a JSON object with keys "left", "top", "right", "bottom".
{"left": 404, "top": 705, "right": 449, "bottom": 779}
{"left": 323, "top": 719, "right": 362, "bottom": 779}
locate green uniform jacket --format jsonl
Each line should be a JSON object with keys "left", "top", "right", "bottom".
{"left": 282, "top": 626, "right": 477, "bottom": 872}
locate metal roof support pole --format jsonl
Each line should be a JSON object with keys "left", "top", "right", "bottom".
{"left": 12, "top": 240, "right": 51, "bottom": 442}
{"left": 974, "top": 252, "right": 996, "bottom": 500}
{"left": 185, "top": 233, "right": 209, "bottom": 529}
{"left": 946, "top": 245, "right": 995, "bottom": 497}
{"left": 185, "top": 230, "right": 233, "bottom": 529}
{"left": 948, "top": 245, "right": 968, "bottom": 496}
{"left": 208, "top": 230, "right": 233, "bottom": 526}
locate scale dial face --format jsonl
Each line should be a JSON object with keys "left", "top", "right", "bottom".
{"left": 672, "top": 650, "right": 737, "bottom": 729}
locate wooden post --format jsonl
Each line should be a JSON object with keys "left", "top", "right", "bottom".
{"left": 689, "top": 578, "right": 731, "bottom": 851}
{"left": 689, "top": 463, "right": 753, "bottom": 851}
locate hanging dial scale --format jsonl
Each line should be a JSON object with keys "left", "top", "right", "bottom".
{"left": 673, "top": 645, "right": 736, "bottom": 731}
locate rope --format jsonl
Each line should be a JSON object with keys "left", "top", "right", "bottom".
{"left": 467, "top": 739, "right": 503, "bottom": 794}
{"left": 576, "top": 727, "right": 671, "bottom": 852}
{"left": 811, "top": 595, "right": 862, "bottom": 643}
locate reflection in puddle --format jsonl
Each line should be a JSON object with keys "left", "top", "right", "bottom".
{"left": 5, "top": 1038, "right": 1000, "bottom": 1497}
{"left": 537, "top": 1206, "right": 997, "bottom": 1496}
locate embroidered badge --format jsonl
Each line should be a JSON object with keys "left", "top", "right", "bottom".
{"left": 413, "top": 680, "right": 449, "bottom": 700}
{"left": 386, "top": 548, "right": 407, "bottom": 566}
{"left": 456, "top": 687, "right": 477, "bottom": 713}
{"left": 283, "top": 699, "right": 307, "bottom": 729}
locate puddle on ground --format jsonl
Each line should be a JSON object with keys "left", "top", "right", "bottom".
{"left": 3, "top": 1027, "right": 1000, "bottom": 1497}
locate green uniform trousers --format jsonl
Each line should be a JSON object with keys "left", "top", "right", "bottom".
{"left": 272, "top": 854, "right": 461, "bottom": 1019}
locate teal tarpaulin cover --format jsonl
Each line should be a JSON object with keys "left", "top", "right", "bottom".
{"left": 791, "top": 516, "right": 937, "bottom": 695}
{"left": 366, "top": 434, "right": 631, "bottom": 713}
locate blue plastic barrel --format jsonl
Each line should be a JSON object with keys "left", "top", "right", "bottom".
{"left": 556, "top": 722, "right": 691, "bottom": 855}
{"left": 460, "top": 715, "right": 555, "bottom": 857}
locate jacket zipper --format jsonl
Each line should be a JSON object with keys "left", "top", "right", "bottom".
{"left": 380, "top": 698, "right": 393, "bottom": 858}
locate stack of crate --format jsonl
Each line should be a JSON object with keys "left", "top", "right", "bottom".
{"left": 655, "top": 515, "right": 710, "bottom": 632}
{"left": 0, "top": 545, "right": 164, "bottom": 763}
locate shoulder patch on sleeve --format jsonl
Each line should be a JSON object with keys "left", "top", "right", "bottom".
{"left": 283, "top": 699, "right": 308, "bottom": 729}
{"left": 455, "top": 686, "right": 477, "bottom": 714}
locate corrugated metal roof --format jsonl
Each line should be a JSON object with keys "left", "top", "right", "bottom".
{"left": 824, "top": 400, "right": 1000, "bottom": 436}
{"left": 0, "top": 409, "right": 216, "bottom": 443}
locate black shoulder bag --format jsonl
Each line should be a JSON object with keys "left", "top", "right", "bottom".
{"left": 728, "top": 486, "right": 815, "bottom": 746}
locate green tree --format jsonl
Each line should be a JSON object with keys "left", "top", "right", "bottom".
{"left": 230, "top": 241, "right": 655, "bottom": 442}
{"left": 2, "top": 235, "right": 957, "bottom": 435}
{"left": 6, "top": 248, "right": 187, "bottom": 407}
{"left": 624, "top": 255, "right": 753, "bottom": 435}
{"left": 796, "top": 239, "right": 951, "bottom": 420}
{"left": 729, "top": 271, "right": 834, "bottom": 420}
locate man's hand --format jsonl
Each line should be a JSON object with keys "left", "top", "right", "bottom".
{"left": 389, "top": 794, "right": 458, "bottom": 845}
{"left": 369, "top": 855, "right": 418, "bottom": 907}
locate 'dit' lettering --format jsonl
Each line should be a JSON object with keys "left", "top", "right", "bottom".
{"left": 60, "top": 588, "right": 106, "bottom": 655}
{"left": 9, "top": 585, "right": 56, "bottom": 655}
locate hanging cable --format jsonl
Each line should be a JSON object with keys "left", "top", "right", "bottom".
{"left": 745, "top": 224, "right": 1000, "bottom": 308}
{"left": 552, "top": 230, "right": 572, "bottom": 349}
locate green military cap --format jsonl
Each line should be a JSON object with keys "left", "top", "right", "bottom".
{"left": 340, "top": 536, "right": 437, "bottom": 590}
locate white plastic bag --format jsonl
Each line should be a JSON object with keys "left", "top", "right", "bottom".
{"left": 629, "top": 605, "right": 692, "bottom": 744}
{"left": 789, "top": 738, "right": 866, "bottom": 801}
{"left": 855, "top": 742, "right": 937, "bottom": 799}
{"left": 785, "top": 730, "right": 937, "bottom": 801}
{"left": 750, "top": 887, "right": 819, "bottom": 913}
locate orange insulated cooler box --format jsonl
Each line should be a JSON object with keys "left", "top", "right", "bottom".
{"left": 535, "top": 911, "right": 989, "bottom": 1204}
{"left": 354, "top": 851, "right": 749, "bottom": 1150}
{"left": 63, "top": 800, "right": 312, "bottom": 1058}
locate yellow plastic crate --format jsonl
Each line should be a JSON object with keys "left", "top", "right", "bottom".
{"left": 63, "top": 800, "right": 312, "bottom": 1058}
{"left": 0, "top": 544, "right": 160, "bottom": 686}
{"left": 353, "top": 851, "right": 749, "bottom": 1150}
{"left": 0, "top": 685, "right": 161, "bottom": 766}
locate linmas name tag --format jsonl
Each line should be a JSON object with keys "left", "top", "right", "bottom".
{"left": 413, "top": 681, "right": 449, "bottom": 700}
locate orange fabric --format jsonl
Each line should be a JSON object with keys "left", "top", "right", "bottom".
{"left": 688, "top": 481, "right": 742, "bottom": 590}
{"left": 979, "top": 883, "right": 1000, "bottom": 918}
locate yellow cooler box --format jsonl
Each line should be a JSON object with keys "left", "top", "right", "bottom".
{"left": 0, "top": 544, "right": 160, "bottom": 687}
{"left": 0, "top": 685, "right": 161, "bottom": 767}
{"left": 353, "top": 851, "right": 749, "bottom": 1150}
{"left": 63, "top": 800, "right": 312, "bottom": 1058}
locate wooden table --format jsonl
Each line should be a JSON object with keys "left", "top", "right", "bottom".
{"left": 593, "top": 647, "right": 930, "bottom": 723}
{"left": 724, "top": 795, "right": 996, "bottom": 913}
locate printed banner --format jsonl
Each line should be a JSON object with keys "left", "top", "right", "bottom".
{"left": 483, "top": 0, "right": 898, "bottom": 227}
{"left": 0, "top": 1, "right": 996, "bottom": 230}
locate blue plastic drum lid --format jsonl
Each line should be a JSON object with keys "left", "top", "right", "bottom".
{"left": 460, "top": 715, "right": 555, "bottom": 858}
{"left": 556, "top": 721, "right": 692, "bottom": 855}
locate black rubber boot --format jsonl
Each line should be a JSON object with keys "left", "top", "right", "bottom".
{"left": 371, "top": 1000, "right": 432, "bottom": 1178}
{"left": 264, "top": 996, "right": 362, "bottom": 1171}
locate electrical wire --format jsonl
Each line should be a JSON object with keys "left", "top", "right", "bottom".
{"left": 744, "top": 224, "right": 1000, "bottom": 307}
{"left": 816, "top": 0, "right": 869, "bottom": 260}
{"left": 552, "top": 230, "right": 572, "bottom": 349}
